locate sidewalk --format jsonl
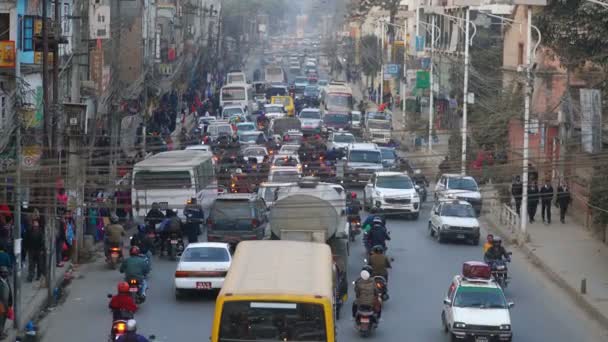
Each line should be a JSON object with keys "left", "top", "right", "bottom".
{"left": 6, "top": 261, "right": 73, "bottom": 340}
{"left": 482, "top": 190, "right": 608, "bottom": 329}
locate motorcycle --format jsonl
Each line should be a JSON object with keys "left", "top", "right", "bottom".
{"left": 490, "top": 258, "right": 510, "bottom": 288}
{"left": 414, "top": 182, "right": 427, "bottom": 202}
{"left": 106, "top": 244, "right": 123, "bottom": 270}
{"left": 166, "top": 232, "right": 184, "bottom": 261}
{"left": 355, "top": 304, "right": 378, "bottom": 337}
{"left": 126, "top": 277, "right": 146, "bottom": 304}
{"left": 348, "top": 215, "right": 361, "bottom": 242}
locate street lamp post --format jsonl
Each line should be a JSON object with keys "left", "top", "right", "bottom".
{"left": 461, "top": 8, "right": 471, "bottom": 176}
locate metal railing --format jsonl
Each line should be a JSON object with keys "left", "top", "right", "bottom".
{"left": 488, "top": 197, "right": 520, "bottom": 236}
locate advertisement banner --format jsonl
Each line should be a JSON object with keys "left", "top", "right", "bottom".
{"left": 0, "top": 41, "right": 16, "bottom": 68}
{"left": 416, "top": 71, "right": 430, "bottom": 89}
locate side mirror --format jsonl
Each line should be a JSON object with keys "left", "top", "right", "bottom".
{"left": 415, "top": 185, "right": 420, "bottom": 191}
{"left": 443, "top": 297, "right": 452, "bottom": 306}
{"left": 508, "top": 302, "right": 514, "bottom": 309}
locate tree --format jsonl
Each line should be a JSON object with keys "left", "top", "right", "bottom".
{"left": 359, "top": 34, "right": 382, "bottom": 85}
{"left": 355, "top": 0, "right": 401, "bottom": 37}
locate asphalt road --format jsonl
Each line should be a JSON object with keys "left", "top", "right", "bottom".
{"left": 39, "top": 194, "right": 608, "bottom": 342}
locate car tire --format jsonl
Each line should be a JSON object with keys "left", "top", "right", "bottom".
{"left": 436, "top": 230, "right": 445, "bottom": 244}
{"left": 441, "top": 312, "right": 448, "bottom": 333}
{"left": 412, "top": 212, "right": 419, "bottom": 220}
{"left": 428, "top": 222, "right": 435, "bottom": 237}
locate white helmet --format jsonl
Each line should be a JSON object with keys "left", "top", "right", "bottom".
{"left": 127, "top": 319, "right": 137, "bottom": 332}
{"left": 360, "top": 270, "right": 370, "bottom": 280}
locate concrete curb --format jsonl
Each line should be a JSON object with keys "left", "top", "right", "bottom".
{"left": 481, "top": 214, "right": 608, "bottom": 331}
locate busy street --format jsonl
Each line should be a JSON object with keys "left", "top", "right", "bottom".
{"left": 1, "top": 0, "right": 608, "bottom": 341}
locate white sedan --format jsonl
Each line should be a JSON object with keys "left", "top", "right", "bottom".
{"left": 174, "top": 242, "right": 232, "bottom": 298}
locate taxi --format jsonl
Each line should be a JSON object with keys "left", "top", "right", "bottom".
{"left": 271, "top": 95, "right": 295, "bottom": 116}
{"left": 442, "top": 262, "right": 513, "bottom": 342}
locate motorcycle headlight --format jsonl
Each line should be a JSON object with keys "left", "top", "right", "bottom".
{"left": 500, "top": 324, "right": 511, "bottom": 331}
{"left": 454, "top": 322, "right": 466, "bottom": 329}
{"left": 442, "top": 224, "right": 450, "bottom": 230}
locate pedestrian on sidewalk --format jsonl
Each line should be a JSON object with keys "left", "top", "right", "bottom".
{"left": 540, "top": 180, "right": 554, "bottom": 224}
{"left": 557, "top": 182, "right": 571, "bottom": 224}
{"left": 528, "top": 181, "right": 539, "bottom": 223}
{"left": 24, "top": 209, "right": 45, "bottom": 282}
{"left": 0, "top": 266, "right": 12, "bottom": 339}
{"left": 511, "top": 176, "right": 523, "bottom": 215}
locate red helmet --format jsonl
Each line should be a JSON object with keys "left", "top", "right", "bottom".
{"left": 117, "top": 281, "right": 130, "bottom": 294}
{"left": 350, "top": 192, "right": 357, "bottom": 199}
{"left": 129, "top": 246, "right": 140, "bottom": 256}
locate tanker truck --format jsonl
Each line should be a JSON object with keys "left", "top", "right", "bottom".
{"left": 267, "top": 177, "right": 350, "bottom": 310}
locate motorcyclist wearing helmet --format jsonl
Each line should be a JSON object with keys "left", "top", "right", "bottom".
{"left": 368, "top": 245, "right": 392, "bottom": 281}
{"left": 183, "top": 197, "right": 204, "bottom": 243}
{"left": 145, "top": 203, "right": 165, "bottom": 231}
{"left": 116, "top": 319, "right": 150, "bottom": 342}
{"left": 484, "top": 236, "right": 510, "bottom": 264}
{"left": 367, "top": 222, "right": 391, "bottom": 252}
{"left": 105, "top": 215, "right": 125, "bottom": 260}
{"left": 120, "top": 246, "right": 150, "bottom": 297}
{"left": 108, "top": 282, "right": 138, "bottom": 320}
{"left": 130, "top": 224, "right": 154, "bottom": 263}
{"left": 362, "top": 215, "right": 386, "bottom": 233}
{"left": 346, "top": 192, "right": 362, "bottom": 218}
{"left": 352, "top": 270, "right": 381, "bottom": 319}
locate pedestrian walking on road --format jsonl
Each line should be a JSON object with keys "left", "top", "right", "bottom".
{"left": 540, "top": 180, "right": 554, "bottom": 224}
{"left": 24, "top": 209, "right": 45, "bottom": 282}
{"left": 511, "top": 176, "right": 523, "bottom": 215}
{"left": 557, "top": 183, "right": 571, "bottom": 224}
{"left": 528, "top": 181, "right": 539, "bottom": 223}
{"left": 0, "top": 266, "right": 12, "bottom": 339}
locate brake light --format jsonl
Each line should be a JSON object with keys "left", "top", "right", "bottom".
{"left": 115, "top": 322, "right": 126, "bottom": 334}
{"left": 175, "top": 271, "right": 190, "bottom": 278}
{"left": 110, "top": 247, "right": 120, "bottom": 252}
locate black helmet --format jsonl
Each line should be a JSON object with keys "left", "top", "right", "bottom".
{"left": 492, "top": 236, "right": 502, "bottom": 245}
{"left": 372, "top": 245, "right": 384, "bottom": 254}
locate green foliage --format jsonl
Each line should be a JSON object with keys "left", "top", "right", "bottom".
{"left": 590, "top": 162, "right": 608, "bottom": 226}
{"left": 360, "top": 35, "right": 382, "bottom": 78}
{"left": 536, "top": 0, "right": 608, "bottom": 67}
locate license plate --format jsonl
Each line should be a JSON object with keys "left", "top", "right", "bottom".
{"left": 475, "top": 337, "right": 488, "bottom": 342}
{"left": 170, "top": 240, "right": 178, "bottom": 244}
{"left": 129, "top": 287, "right": 138, "bottom": 292}
{"left": 196, "top": 282, "right": 212, "bottom": 289}
{"left": 457, "top": 234, "right": 465, "bottom": 239}
{"left": 360, "top": 317, "right": 370, "bottom": 323}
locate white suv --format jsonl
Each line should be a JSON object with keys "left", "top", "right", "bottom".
{"left": 364, "top": 172, "right": 420, "bottom": 219}
{"left": 435, "top": 174, "right": 482, "bottom": 216}
{"left": 442, "top": 272, "right": 513, "bottom": 342}
{"left": 429, "top": 200, "right": 480, "bottom": 245}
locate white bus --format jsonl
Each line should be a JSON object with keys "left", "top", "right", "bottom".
{"left": 220, "top": 83, "right": 255, "bottom": 113}
{"left": 264, "top": 65, "right": 287, "bottom": 84}
{"left": 131, "top": 150, "right": 217, "bottom": 219}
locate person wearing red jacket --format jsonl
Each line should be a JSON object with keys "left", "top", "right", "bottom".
{"left": 109, "top": 282, "right": 138, "bottom": 320}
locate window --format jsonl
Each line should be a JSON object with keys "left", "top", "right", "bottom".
{"left": 22, "top": 16, "right": 34, "bottom": 51}
{"left": 63, "top": 3, "right": 71, "bottom": 34}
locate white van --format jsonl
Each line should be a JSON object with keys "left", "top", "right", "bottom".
{"left": 131, "top": 150, "right": 217, "bottom": 219}
{"left": 220, "top": 83, "right": 255, "bottom": 113}
{"left": 226, "top": 71, "right": 247, "bottom": 84}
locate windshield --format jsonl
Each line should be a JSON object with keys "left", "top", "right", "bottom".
{"left": 351, "top": 113, "right": 361, "bottom": 121}
{"left": 228, "top": 74, "right": 245, "bottom": 83}
{"left": 222, "top": 87, "right": 246, "bottom": 101}
{"left": 440, "top": 203, "right": 476, "bottom": 218}
{"left": 181, "top": 247, "right": 229, "bottom": 262}
{"left": 210, "top": 201, "right": 254, "bottom": 230}
{"left": 273, "top": 157, "right": 299, "bottom": 167}
{"left": 261, "top": 187, "right": 279, "bottom": 203}
{"left": 376, "top": 176, "right": 413, "bottom": 189}
{"left": 237, "top": 124, "right": 255, "bottom": 132}
{"left": 280, "top": 145, "right": 299, "bottom": 153}
{"left": 349, "top": 150, "right": 382, "bottom": 164}
{"left": 133, "top": 170, "right": 192, "bottom": 189}
{"left": 326, "top": 94, "right": 353, "bottom": 111}
{"left": 219, "top": 301, "right": 327, "bottom": 341}
{"left": 240, "top": 134, "right": 259, "bottom": 143}
{"left": 244, "top": 148, "right": 266, "bottom": 157}
{"left": 223, "top": 108, "right": 243, "bottom": 117}
{"left": 333, "top": 134, "right": 354, "bottom": 143}
{"left": 300, "top": 111, "right": 321, "bottom": 119}
{"left": 318, "top": 80, "right": 328, "bottom": 86}
{"left": 453, "top": 287, "right": 508, "bottom": 309}
{"left": 295, "top": 77, "right": 308, "bottom": 84}
{"left": 381, "top": 149, "right": 396, "bottom": 160}
{"left": 266, "top": 106, "right": 284, "bottom": 114}
{"left": 210, "top": 125, "right": 232, "bottom": 135}
{"left": 266, "top": 67, "right": 283, "bottom": 76}
{"left": 304, "top": 87, "right": 318, "bottom": 96}
{"left": 368, "top": 112, "right": 390, "bottom": 120}
{"left": 324, "top": 114, "right": 349, "bottom": 124}
{"left": 449, "top": 178, "right": 479, "bottom": 191}
{"left": 369, "top": 120, "right": 391, "bottom": 130}
{"left": 272, "top": 171, "right": 300, "bottom": 183}
{"left": 267, "top": 87, "right": 287, "bottom": 97}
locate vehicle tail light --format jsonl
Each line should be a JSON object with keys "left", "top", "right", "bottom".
{"left": 175, "top": 271, "right": 191, "bottom": 278}
{"left": 115, "top": 322, "right": 126, "bottom": 334}
{"left": 110, "top": 247, "right": 120, "bottom": 252}
{"left": 129, "top": 279, "right": 138, "bottom": 286}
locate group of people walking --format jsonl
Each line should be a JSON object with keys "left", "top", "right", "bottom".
{"left": 511, "top": 176, "right": 571, "bottom": 224}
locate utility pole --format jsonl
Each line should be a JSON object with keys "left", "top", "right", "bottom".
{"left": 461, "top": 8, "right": 470, "bottom": 176}
{"left": 13, "top": 114, "right": 21, "bottom": 328}
{"left": 520, "top": 6, "right": 533, "bottom": 242}
{"left": 109, "top": 0, "right": 122, "bottom": 207}
{"left": 379, "top": 21, "right": 384, "bottom": 105}
{"left": 428, "top": 14, "right": 435, "bottom": 152}
{"left": 402, "top": 21, "right": 406, "bottom": 114}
